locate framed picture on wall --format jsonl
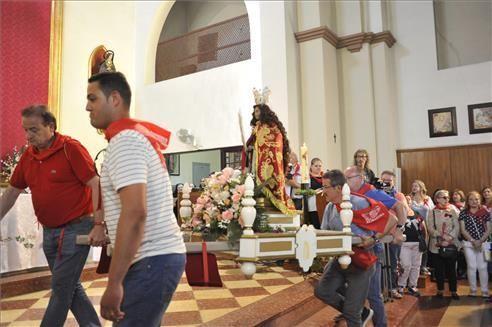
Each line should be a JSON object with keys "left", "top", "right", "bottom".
{"left": 427, "top": 107, "right": 457, "bottom": 137}
{"left": 165, "top": 153, "right": 180, "bottom": 176}
{"left": 468, "top": 102, "right": 492, "bottom": 134}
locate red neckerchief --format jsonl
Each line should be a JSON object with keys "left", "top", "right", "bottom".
{"left": 27, "top": 132, "right": 71, "bottom": 161}
{"left": 469, "top": 207, "right": 490, "bottom": 218}
{"left": 310, "top": 174, "right": 323, "bottom": 185}
{"left": 358, "top": 183, "right": 375, "bottom": 194}
{"left": 435, "top": 203, "right": 450, "bottom": 210}
{"left": 292, "top": 163, "right": 300, "bottom": 176}
{"left": 104, "top": 118, "right": 170, "bottom": 166}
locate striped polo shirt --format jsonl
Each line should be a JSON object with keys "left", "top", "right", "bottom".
{"left": 100, "top": 130, "right": 186, "bottom": 263}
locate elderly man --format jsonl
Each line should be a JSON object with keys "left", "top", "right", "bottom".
{"left": 0, "top": 105, "right": 104, "bottom": 327}
{"left": 314, "top": 170, "right": 395, "bottom": 327}
{"left": 344, "top": 166, "right": 404, "bottom": 326}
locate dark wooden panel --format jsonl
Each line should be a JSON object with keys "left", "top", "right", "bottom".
{"left": 397, "top": 143, "right": 492, "bottom": 197}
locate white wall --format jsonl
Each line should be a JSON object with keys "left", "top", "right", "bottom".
{"left": 392, "top": 0, "right": 492, "bottom": 149}
{"left": 59, "top": 1, "right": 136, "bottom": 158}
{"left": 169, "top": 149, "right": 221, "bottom": 186}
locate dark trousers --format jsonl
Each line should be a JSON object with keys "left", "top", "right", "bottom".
{"left": 431, "top": 252, "right": 457, "bottom": 292}
{"left": 308, "top": 211, "right": 320, "bottom": 229}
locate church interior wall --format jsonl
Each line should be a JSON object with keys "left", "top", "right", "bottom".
{"left": 59, "top": 1, "right": 137, "bottom": 158}
{"left": 391, "top": 1, "right": 492, "bottom": 150}
{"left": 11, "top": 0, "right": 488, "bottom": 183}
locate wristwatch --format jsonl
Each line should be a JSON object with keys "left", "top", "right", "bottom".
{"left": 371, "top": 235, "right": 380, "bottom": 243}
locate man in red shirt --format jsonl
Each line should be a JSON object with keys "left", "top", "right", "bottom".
{"left": 0, "top": 105, "right": 105, "bottom": 327}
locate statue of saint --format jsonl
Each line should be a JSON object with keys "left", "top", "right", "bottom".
{"left": 242, "top": 88, "right": 297, "bottom": 215}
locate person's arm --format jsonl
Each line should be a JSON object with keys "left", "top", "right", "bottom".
{"left": 460, "top": 219, "right": 474, "bottom": 242}
{"left": 0, "top": 186, "right": 23, "bottom": 219}
{"left": 86, "top": 176, "right": 106, "bottom": 246}
{"left": 391, "top": 200, "right": 407, "bottom": 225}
{"left": 100, "top": 183, "right": 147, "bottom": 322}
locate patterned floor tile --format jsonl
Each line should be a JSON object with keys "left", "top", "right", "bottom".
{"left": 200, "top": 308, "right": 237, "bottom": 323}
{"left": 264, "top": 284, "right": 293, "bottom": 294}
{"left": 166, "top": 299, "right": 198, "bottom": 313}
{"left": 29, "top": 297, "right": 50, "bottom": 309}
{"left": 171, "top": 291, "right": 195, "bottom": 301}
{"left": 256, "top": 278, "right": 294, "bottom": 286}
{"left": 222, "top": 280, "right": 261, "bottom": 289}
{"left": 162, "top": 311, "right": 202, "bottom": 326}
{"left": 196, "top": 297, "right": 240, "bottom": 310}
{"left": 15, "top": 308, "right": 46, "bottom": 321}
{"left": 251, "top": 272, "right": 284, "bottom": 280}
{"left": 193, "top": 289, "right": 233, "bottom": 300}
{"left": 229, "top": 287, "right": 270, "bottom": 297}
{"left": 0, "top": 309, "right": 26, "bottom": 323}
{"left": 5, "top": 290, "right": 50, "bottom": 301}
{"left": 0, "top": 299, "right": 38, "bottom": 310}
{"left": 235, "top": 295, "right": 269, "bottom": 307}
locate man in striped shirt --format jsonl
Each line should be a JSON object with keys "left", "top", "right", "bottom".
{"left": 86, "top": 71, "right": 186, "bottom": 326}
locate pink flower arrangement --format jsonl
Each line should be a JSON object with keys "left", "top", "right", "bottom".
{"left": 191, "top": 167, "right": 246, "bottom": 237}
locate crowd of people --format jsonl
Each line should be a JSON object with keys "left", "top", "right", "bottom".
{"left": 297, "top": 150, "right": 492, "bottom": 327}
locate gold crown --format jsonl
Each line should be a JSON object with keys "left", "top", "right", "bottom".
{"left": 253, "top": 87, "right": 271, "bottom": 105}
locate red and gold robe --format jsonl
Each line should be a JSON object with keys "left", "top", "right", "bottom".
{"left": 244, "top": 123, "right": 296, "bottom": 215}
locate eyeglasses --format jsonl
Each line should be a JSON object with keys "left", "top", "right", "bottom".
{"left": 322, "top": 185, "right": 335, "bottom": 190}
{"left": 346, "top": 175, "right": 361, "bottom": 180}
{"left": 438, "top": 196, "right": 449, "bottom": 199}
{"left": 356, "top": 155, "right": 368, "bottom": 158}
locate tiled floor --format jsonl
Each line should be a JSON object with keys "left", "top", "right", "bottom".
{"left": 0, "top": 258, "right": 305, "bottom": 326}
{"left": 1, "top": 258, "right": 491, "bottom": 327}
{"left": 402, "top": 279, "right": 492, "bottom": 327}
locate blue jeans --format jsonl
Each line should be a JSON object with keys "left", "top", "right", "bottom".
{"left": 389, "top": 243, "right": 401, "bottom": 289}
{"left": 368, "top": 250, "right": 387, "bottom": 327}
{"left": 115, "top": 253, "right": 186, "bottom": 327}
{"left": 42, "top": 218, "right": 101, "bottom": 327}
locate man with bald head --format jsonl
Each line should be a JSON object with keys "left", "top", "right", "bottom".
{"left": 344, "top": 166, "right": 405, "bottom": 326}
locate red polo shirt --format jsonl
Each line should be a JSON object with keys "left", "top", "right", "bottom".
{"left": 10, "top": 133, "right": 96, "bottom": 227}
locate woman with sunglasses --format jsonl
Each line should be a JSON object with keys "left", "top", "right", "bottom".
{"left": 459, "top": 191, "right": 491, "bottom": 298}
{"left": 428, "top": 189, "right": 460, "bottom": 299}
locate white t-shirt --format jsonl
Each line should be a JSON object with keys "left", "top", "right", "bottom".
{"left": 101, "top": 130, "right": 186, "bottom": 263}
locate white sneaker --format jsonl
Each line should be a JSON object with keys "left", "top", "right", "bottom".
{"left": 361, "top": 307, "right": 374, "bottom": 327}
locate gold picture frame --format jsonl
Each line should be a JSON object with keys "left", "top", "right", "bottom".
{"left": 48, "top": 0, "right": 63, "bottom": 127}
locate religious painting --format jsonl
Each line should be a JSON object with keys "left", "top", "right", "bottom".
{"left": 468, "top": 102, "right": 492, "bottom": 134}
{"left": 166, "top": 153, "right": 180, "bottom": 176}
{"left": 428, "top": 107, "right": 457, "bottom": 138}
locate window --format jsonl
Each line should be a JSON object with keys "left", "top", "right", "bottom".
{"left": 156, "top": 1, "right": 250, "bottom": 82}
{"left": 434, "top": 0, "right": 492, "bottom": 69}
{"left": 221, "top": 146, "right": 243, "bottom": 170}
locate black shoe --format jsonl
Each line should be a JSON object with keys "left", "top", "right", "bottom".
{"left": 408, "top": 287, "right": 421, "bottom": 297}
{"left": 333, "top": 313, "right": 344, "bottom": 323}
{"left": 361, "top": 307, "right": 374, "bottom": 327}
{"left": 436, "top": 291, "right": 444, "bottom": 298}
{"left": 451, "top": 292, "right": 460, "bottom": 300}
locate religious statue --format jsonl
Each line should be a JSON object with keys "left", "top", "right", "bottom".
{"left": 242, "top": 87, "right": 297, "bottom": 215}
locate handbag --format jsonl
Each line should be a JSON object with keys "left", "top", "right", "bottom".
{"left": 417, "top": 234, "right": 427, "bottom": 252}
{"left": 185, "top": 241, "right": 223, "bottom": 287}
{"left": 96, "top": 244, "right": 112, "bottom": 274}
{"left": 438, "top": 245, "right": 458, "bottom": 259}
{"left": 350, "top": 246, "right": 378, "bottom": 270}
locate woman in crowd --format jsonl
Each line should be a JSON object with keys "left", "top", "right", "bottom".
{"left": 307, "top": 158, "right": 323, "bottom": 229}
{"left": 353, "top": 149, "right": 377, "bottom": 185}
{"left": 409, "top": 180, "right": 434, "bottom": 275}
{"left": 459, "top": 191, "right": 491, "bottom": 298}
{"left": 482, "top": 186, "right": 492, "bottom": 211}
{"left": 428, "top": 189, "right": 460, "bottom": 299}
{"left": 397, "top": 205, "right": 428, "bottom": 297}
{"left": 451, "top": 189, "right": 466, "bottom": 211}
